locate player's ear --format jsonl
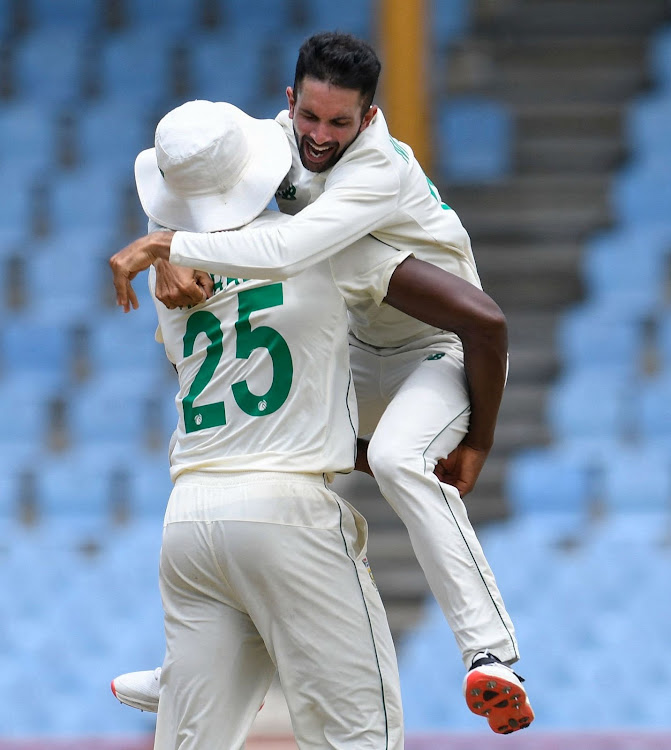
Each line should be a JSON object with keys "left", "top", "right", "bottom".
{"left": 286, "top": 87, "right": 296, "bottom": 118}
{"left": 360, "top": 104, "right": 378, "bottom": 132}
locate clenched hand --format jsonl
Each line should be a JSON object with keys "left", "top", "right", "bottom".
{"left": 154, "top": 259, "right": 214, "bottom": 309}
{"left": 109, "top": 231, "right": 174, "bottom": 312}
{"left": 434, "top": 442, "right": 490, "bottom": 498}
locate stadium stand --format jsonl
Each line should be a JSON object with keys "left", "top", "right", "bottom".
{"left": 2, "top": 0, "right": 670, "bottom": 742}
{"left": 435, "top": 95, "right": 513, "bottom": 182}
{"left": 13, "top": 27, "right": 88, "bottom": 104}
{"left": 397, "top": 2, "right": 671, "bottom": 736}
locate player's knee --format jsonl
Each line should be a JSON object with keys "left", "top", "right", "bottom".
{"left": 367, "top": 432, "right": 416, "bottom": 486}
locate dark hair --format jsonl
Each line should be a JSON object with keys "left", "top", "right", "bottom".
{"left": 294, "top": 32, "right": 382, "bottom": 110}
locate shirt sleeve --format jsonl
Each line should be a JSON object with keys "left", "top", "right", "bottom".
{"left": 169, "top": 146, "right": 401, "bottom": 281}
{"left": 329, "top": 235, "right": 413, "bottom": 308}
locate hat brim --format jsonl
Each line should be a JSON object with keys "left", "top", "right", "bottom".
{"left": 135, "top": 105, "right": 292, "bottom": 233}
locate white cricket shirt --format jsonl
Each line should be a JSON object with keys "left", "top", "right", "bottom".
{"left": 170, "top": 108, "right": 482, "bottom": 349}
{"left": 153, "top": 211, "right": 410, "bottom": 480}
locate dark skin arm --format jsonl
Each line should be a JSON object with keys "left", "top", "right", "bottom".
{"left": 354, "top": 437, "right": 372, "bottom": 475}
{"left": 373, "top": 256, "right": 508, "bottom": 497}
{"left": 110, "top": 240, "right": 506, "bottom": 496}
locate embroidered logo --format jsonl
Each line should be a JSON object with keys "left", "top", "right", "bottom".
{"left": 426, "top": 352, "right": 446, "bottom": 361}
{"left": 362, "top": 557, "right": 377, "bottom": 589}
{"left": 277, "top": 183, "right": 297, "bottom": 201}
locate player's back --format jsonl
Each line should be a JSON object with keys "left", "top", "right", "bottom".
{"left": 153, "top": 211, "right": 357, "bottom": 481}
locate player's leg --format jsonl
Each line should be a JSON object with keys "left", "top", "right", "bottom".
{"left": 214, "top": 478, "right": 404, "bottom": 750}
{"left": 366, "top": 349, "right": 519, "bottom": 667}
{"left": 348, "top": 336, "right": 387, "bottom": 437}
{"left": 351, "top": 343, "right": 532, "bottom": 733}
{"left": 365, "top": 351, "right": 532, "bottom": 732}
{"left": 154, "top": 518, "right": 275, "bottom": 750}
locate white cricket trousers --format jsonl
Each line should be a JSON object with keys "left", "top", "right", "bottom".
{"left": 349, "top": 334, "right": 519, "bottom": 667}
{"left": 153, "top": 471, "right": 404, "bottom": 750}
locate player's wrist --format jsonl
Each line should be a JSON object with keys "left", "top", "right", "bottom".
{"left": 149, "top": 231, "right": 175, "bottom": 263}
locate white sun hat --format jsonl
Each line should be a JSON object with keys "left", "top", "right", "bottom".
{"left": 134, "top": 99, "right": 291, "bottom": 233}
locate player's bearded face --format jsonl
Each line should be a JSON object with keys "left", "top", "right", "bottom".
{"left": 287, "top": 77, "right": 377, "bottom": 173}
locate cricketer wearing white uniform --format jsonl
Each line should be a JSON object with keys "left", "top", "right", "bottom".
{"left": 133, "top": 101, "right": 406, "bottom": 750}
{"left": 167, "top": 106, "right": 520, "bottom": 670}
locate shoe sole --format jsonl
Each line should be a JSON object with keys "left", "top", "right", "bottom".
{"left": 110, "top": 679, "right": 159, "bottom": 713}
{"left": 464, "top": 668, "right": 534, "bottom": 734}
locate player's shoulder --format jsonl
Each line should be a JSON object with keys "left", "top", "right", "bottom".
{"left": 275, "top": 109, "right": 292, "bottom": 131}
{"left": 340, "top": 109, "right": 408, "bottom": 175}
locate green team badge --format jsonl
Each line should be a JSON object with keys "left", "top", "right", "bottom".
{"left": 277, "top": 183, "right": 297, "bottom": 201}
{"left": 426, "top": 352, "right": 446, "bottom": 361}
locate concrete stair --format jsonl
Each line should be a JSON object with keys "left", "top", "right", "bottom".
{"left": 349, "top": 0, "right": 671, "bottom": 645}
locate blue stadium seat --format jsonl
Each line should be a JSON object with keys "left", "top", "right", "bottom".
{"left": 0, "top": 3, "right": 11, "bottom": 36}
{"left": 0, "top": 102, "right": 55, "bottom": 170}
{"left": 128, "top": 454, "right": 175, "bottom": 518}
{"left": 76, "top": 97, "right": 154, "bottom": 170}
{"left": 600, "top": 444, "right": 671, "bottom": 512}
{"left": 611, "top": 159, "right": 671, "bottom": 227}
{"left": 634, "top": 374, "right": 671, "bottom": 442}
{"left": 14, "top": 27, "right": 87, "bottom": 104}
{"left": 0, "top": 166, "right": 39, "bottom": 235}
{"left": 251, "top": 90, "right": 292, "bottom": 120}
{"left": 0, "top": 521, "right": 163, "bottom": 736}
{"left": 656, "top": 313, "right": 671, "bottom": 372}
{"left": 505, "top": 445, "right": 593, "bottom": 515}
{"left": 88, "top": 307, "right": 173, "bottom": 382}
{"left": 303, "top": 0, "right": 373, "bottom": 39}
{"left": 0, "top": 441, "right": 37, "bottom": 519}
{"left": 0, "top": 655, "right": 53, "bottom": 734}
{"left": 399, "top": 633, "right": 468, "bottom": 730}
{"left": 436, "top": 96, "right": 513, "bottom": 182}
{"left": 99, "top": 27, "right": 176, "bottom": 102}
{"left": 36, "top": 451, "right": 116, "bottom": 520}
{"left": 123, "top": 0, "right": 201, "bottom": 33}
{"left": 626, "top": 92, "right": 671, "bottom": 162}
{"left": 189, "top": 31, "right": 267, "bottom": 111}
{"left": 1, "top": 310, "right": 75, "bottom": 384}
{"left": 649, "top": 24, "right": 671, "bottom": 92}
{"left": 159, "top": 387, "right": 179, "bottom": 438}
{"left": 25, "top": 241, "right": 109, "bottom": 314}
{"left": 211, "top": 0, "right": 290, "bottom": 34}
{"left": 241, "top": 30, "right": 318, "bottom": 118}
{"left": 581, "top": 230, "right": 670, "bottom": 312}
{"left": 431, "top": 0, "right": 472, "bottom": 48}
{"left": 589, "top": 510, "right": 671, "bottom": 548}
{"left": 0, "top": 228, "right": 26, "bottom": 261}
{"left": 28, "top": 225, "right": 119, "bottom": 262}
{"left": 556, "top": 302, "right": 645, "bottom": 376}
{"left": 104, "top": 518, "right": 164, "bottom": 591}
{"left": 66, "top": 369, "right": 164, "bottom": 449}
{"left": 29, "top": 0, "right": 100, "bottom": 32}
{"left": 546, "top": 369, "right": 632, "bottom": 442}
{"left": 48, "top": 164, "right": 129, "bottom": 233}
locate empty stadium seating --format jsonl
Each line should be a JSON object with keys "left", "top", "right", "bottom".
{"left": 1, "top": 0, "right": 670, "bottom": 739}
{"left": 435, "top": 96, "right": 513, "bottom": 182}
{"left": 399, "top": 18, "right": 671, "bottom": 734}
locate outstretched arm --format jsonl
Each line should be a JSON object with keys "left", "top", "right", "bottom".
{"left": 383, "top": 257, "right": 508, "bottom": 496}
{"left": 169, "top": 149, "right": 398, "bottom": 281}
